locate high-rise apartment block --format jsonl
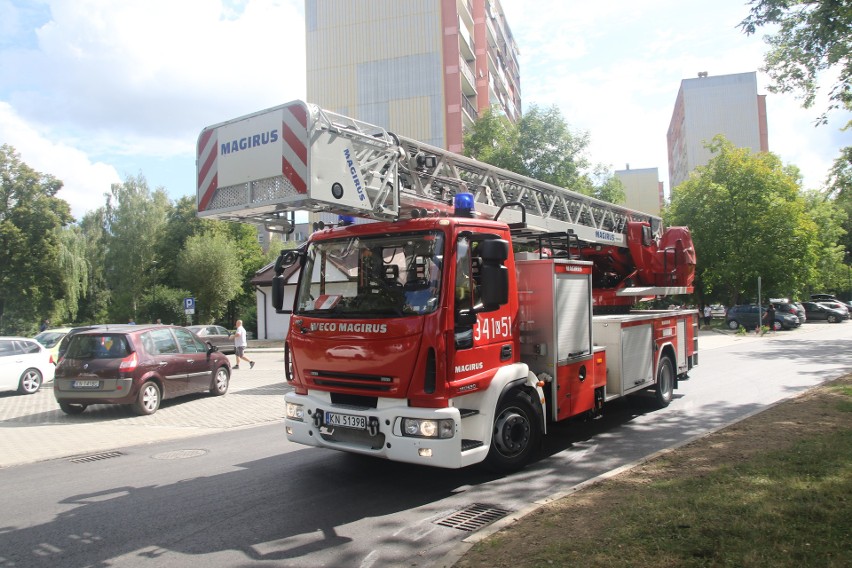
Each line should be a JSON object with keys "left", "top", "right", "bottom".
{"left": 667, "top": 71, "right": 768, "bottom": 191}
{"left": 614, "top": 166, "right": 664, "bottom": 216}
{"left": 305, "top": 0, "right": 522, "bottom": 153}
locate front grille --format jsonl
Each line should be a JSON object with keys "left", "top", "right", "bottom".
{"left": 330, "top": 393, "right": 378, "bottom": 408}
{"left": 309, "top": 369, "right": 397, "bottom": 393}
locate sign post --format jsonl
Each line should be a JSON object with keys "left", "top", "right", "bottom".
{"left": 184, "top": 297, "right": 196, "bottom": 326}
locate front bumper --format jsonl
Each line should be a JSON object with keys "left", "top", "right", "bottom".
{"left": 284, "top": 391, "right": 489, "bottom": 469}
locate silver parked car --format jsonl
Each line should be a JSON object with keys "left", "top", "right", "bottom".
{"left": 186, "top": 325, "right": 236, "bottom": 354}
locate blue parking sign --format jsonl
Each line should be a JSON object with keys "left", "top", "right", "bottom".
{"left": 184, "top": 297, "right": 195, "bottom": 311}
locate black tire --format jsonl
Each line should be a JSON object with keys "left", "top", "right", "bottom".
{"left": 773, "top": 321, "right": 782, "bottom": 331}
{"left": 827, "top": 314, "right": 838, "bottom": 323}
{"left": 132, "top": 381, "right": 161, "bottom": 415}
{"left": 483, "top": 389, "right": 541, "bottom": 472}
{"left": 727, "top": 320, "right": 739, "bottom": 330}
{"left": 17, "top": 368, "right": 43, "bottom": 394}
{"left": 210, "top": 366, "right": 229, "bottom": 396}
{"left": 653, "top": 357, "right": 675, "bottom": 408}
{"left": 59, "top": 402, "right": 87, "bottom": 415}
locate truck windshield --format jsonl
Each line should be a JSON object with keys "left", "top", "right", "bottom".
{"left": 295, "top": 231, "right": 444, "bottom": 317}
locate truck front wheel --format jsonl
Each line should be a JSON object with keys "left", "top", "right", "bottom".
{"left": 483, "top": 390, "right": 541, "bottom": 472}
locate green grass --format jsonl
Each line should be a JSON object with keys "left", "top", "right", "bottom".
{"left": 462, "top": 381, "right": 852, "bottom": 568}
{"left": 519, "top": 432, "right": 852, "bottom": 568}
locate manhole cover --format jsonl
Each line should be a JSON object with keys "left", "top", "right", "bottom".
{"left": 435, "top": 504, "right": 512, "bottom": 532}
{"left": 151, "top": 449, "right": 209, "bottom": 460}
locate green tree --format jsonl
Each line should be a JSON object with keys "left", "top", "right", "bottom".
{"left": 826, "top": 147, "right": 852, "bottom": 255}
{"left": 103, "top": 175, "right": 171, "bottom": 322}
{"left": 801, "top": 189, "right": 848, "bottom": 295}
{"left": 0, "top": 145, "right": 74, "bottom": 334}
{"left": 75, "top": 207, "right": 111, "bottom": 323}
{"left": 740, "top": 0, "right": 851, "bottom": 126}
{"left": 463, "top": 105, "right": 623, "bottom": 202}
{"left": 156, "top": 195, "right": 207, "bottom": 289}
{"left": 176, "top": 231, "right": 243, "bottom": 323}
{"left": 54, "top": 224, "right": 90, "bottom": 323}
{"left": 666, "top": 136, "right": 821, "bottom": 304}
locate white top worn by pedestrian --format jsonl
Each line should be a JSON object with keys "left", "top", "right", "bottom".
{"left": 233, "top": 320, "right": 254, "bottom": 369}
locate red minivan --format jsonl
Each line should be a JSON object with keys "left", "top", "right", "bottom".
{"left": 54, "top": 325, "right": 231, "bottom": 415}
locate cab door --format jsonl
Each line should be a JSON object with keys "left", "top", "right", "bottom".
{"left": 450, "top": 230, "right": 516, "bottom": 385}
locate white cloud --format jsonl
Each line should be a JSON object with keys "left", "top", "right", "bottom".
{"left": 0, "top": 0, "right": 846, "bottom": 221}
{"left": 500, "top": 0, "right": 847, "bottom": 194}
{"left": 0, "top": 0, "right": 306, "bottom": 213}
{"left": 0, "top": 101, "right": 121, "bottom": 219}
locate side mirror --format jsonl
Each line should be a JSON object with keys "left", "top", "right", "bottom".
{"left": 272, "top": 274, "right": 286, "bottom": 312}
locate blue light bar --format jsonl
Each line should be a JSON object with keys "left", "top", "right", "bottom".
{"left": 453, "top": 193, "right": 475, "bottom": 218}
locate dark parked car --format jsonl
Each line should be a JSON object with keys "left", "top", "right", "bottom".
{"left": 816, "top": 301, "right": 849, "bottom": 319}
{"left": 54, "top": 325, "right": 231, "bottom": 415}
{"left": 771, "top": 301, "right": 806, "bottom": 325}
{"left": 186, "top": 325, "right": 235, "bottom": 354}
{"left": 725, "top": 304, "right": 800, "bottom": 331}
{"left": 801, "top": 301, "right": 847, "bottom": 323}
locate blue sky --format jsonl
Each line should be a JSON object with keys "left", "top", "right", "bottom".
{"left": 0, "top": 0, "right": 847, "bottom": 220}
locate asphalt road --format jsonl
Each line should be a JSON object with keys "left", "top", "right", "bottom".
{"left": 0, "top": 323, "right": 850, "bottom": 567}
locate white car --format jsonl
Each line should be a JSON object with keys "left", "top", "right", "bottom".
{"left": 0, "top": 337, "right": 55, "bottom": 395}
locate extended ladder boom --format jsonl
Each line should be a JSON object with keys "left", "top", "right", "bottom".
{"left": 197, "top": 100, "right": 694, "bottom": 304}
{"left": 197, "top": 100, "right": 660, "bottom": 248}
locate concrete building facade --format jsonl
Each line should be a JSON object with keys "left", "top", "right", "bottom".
{"left": 667, "top": 71, "right": 768, "bottom": 191}
{"left": 305, "top": 0, "right": 522, "bottom": 153}
{"left": 614, "top": 166, "right": 664, "bottom": 216}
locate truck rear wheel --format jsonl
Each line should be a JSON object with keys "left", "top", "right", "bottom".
{"left": 654, "top": 357, "right": 675, "bottom": 408}
{"left": 483, "top": 390, "right": 541, "bottom": 472}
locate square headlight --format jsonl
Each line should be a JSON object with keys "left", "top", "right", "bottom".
{"left": 286, "top": 402, "right": 304, "bottom": 421}
{"left": 401, "top": 418, "right": 454, "bottom": 439}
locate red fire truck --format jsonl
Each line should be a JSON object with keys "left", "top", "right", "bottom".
{"left": 197, "top": 101, "right": 698, "bottom": 471}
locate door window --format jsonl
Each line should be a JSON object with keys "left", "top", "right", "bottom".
{"left": 148, "top": 328, "right": 179, "bottom": 355}
{"left": 0, "top": 340, "right": 14, "bottom": 357}
{"left": 174, "top": 328, "right": 205, "bottom": 353}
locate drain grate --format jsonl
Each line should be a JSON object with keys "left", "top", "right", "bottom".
{"left": 435, "top": 503, "right": 512, "bottom": 532}
{"left": 70, "top": 451, "right": 124, "bottom": 464}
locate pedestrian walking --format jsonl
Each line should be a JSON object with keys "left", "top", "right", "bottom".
{"left": 703, "top": 305, "right": 712, "bottom": 327}
{"left": 764, "top": 304, "right": 776, "bottom": 333}
{"left": 233, "top": 319, "right": 255, "bottom": 369}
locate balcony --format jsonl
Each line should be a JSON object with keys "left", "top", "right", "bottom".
{"left": 460, "top": 57, "right": 477, "bottom": 96}
{"left": 462, "top": 95, "right": 478, "bottom": 121}
{"left": 458, "top": 19, "right": 475, "bottom": 62}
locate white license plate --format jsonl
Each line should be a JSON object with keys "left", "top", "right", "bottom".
{"left": 324, "top": 412, "right": 366, "bottom": 430}
{"left": 72, "top": 380, "right": 100, "bottom": 389}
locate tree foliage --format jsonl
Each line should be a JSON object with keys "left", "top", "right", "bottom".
{"left": 463, "top": 105, "right": 624, "bottom": 203}
{"left": 176, "top": 232, "right": 243, "bottom": 324}
{"left": 666, "top": 136, "right": 827, "bottom": 304}
{"left": 0, "top": 145, "right": 74, "bottom": 334}
{"left": 826, "top": 146, "right": 852, "bottom": 255}
{"left": 740, "top": 0, "right": 852, "bottom": 126}
{"left": 103, "top": 175, "right": 171, "bottom": 322}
